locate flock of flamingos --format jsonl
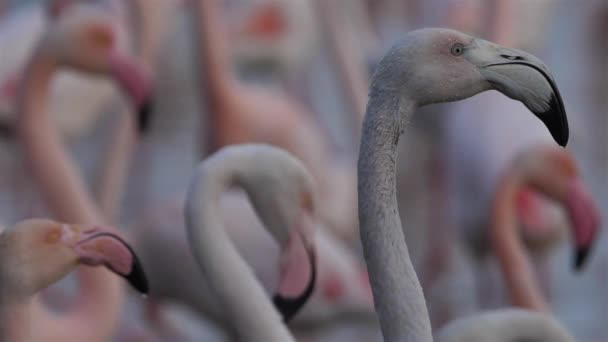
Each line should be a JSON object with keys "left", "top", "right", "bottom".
{"left": 0, "top": 0, "right": 606, "bottom": 341}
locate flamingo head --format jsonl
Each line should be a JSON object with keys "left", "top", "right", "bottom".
{"left": 43, "top": 8, "right": 153, "bottom": 132}
{"left": 512, "top": 146, "right": 601, "bottom": 270}
{"left": 373, "top": 28, "right": 568, "bottom": 146}
{"left": 0, "top": 219, "right": 148, "bottom": 301}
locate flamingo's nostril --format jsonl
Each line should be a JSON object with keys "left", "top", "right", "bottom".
{"left": 500, "top": 54, "right": 525, "bottom": 61}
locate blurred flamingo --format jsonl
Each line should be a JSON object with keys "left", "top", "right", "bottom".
{"left": 183, "top": 144, "right": 317, "bottom": 340}
{"left": 15, "top": 7, "right": 151, "bottom": 340}
{"left": 490, "top": 145, "right": 600, "bottom": 311}
{"left": 0, "top": 219, "right": 148, "bottom": 341}
{"left": 0, "top": 0, "right": 133, "bottom": 139}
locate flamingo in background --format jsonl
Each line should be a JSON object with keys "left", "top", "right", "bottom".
{"left": 86, "top": 4, "right": 371, "bottom": 333}
{"left": 131, "top": 143, "right": 374, "bottom": 338}
{"left": 15, "top": 7, "right": 152, "bottom": 340}
{"left": 490, "top": 145, "right": 600, "bottom": 311}
{"left": 193, "top": 0, "right": 358, "bottom": 241}
{"left": 184, "top": 144, "right": 317, "bottom": 340}
{"left": 0, "top": 0, "right": 134, "bottom": 139}
{"left": 428, "top": 144, "right": 601, "bottom": 327}
{"left": 357, "top": 27, "right": 570, "bottom": 341}
{"left": 0, "top": 218, "right": 148, "bottom": 341}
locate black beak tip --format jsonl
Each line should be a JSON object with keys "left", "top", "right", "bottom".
{"left": 272, "top": 293, "right": 302, "bottom": 324}
{"left": 537, "top": 104, "right": 569, "bottom": 148}
{"left": 124, "top": 255, "right": 150, "bottom": 295}
{"left": 136, "top": 99, "right": 153, "bottom": 134}
{"left": 540, "top": 88, "right": 569, "bottom": 148}
{"left": 574, "top": 246, "right": 590, "bottom": 271}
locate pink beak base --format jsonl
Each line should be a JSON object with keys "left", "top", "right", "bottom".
{"left": 108, "top": 52, "right": 153, "bottom": 133}
{"left": 273, "top": 230, "right": 316, "bottom": 323}
{"left": 564, "top": 179, "right": 601, "bottom": 270}
{"left": 71, "top": 227, "right": 149, "bottom": 294}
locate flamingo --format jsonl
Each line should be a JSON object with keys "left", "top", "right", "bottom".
{"left": 0, "top": 0, "right": 150, "bottom": 226}
{"left": 0, "top": 218, "right": 148, "bottom": 341}
{"left": 132, "top": 192, "right": 374, "bottom": 331}
{"left": 490, "top": 145, "right": 600, "bottom": 311}
{"left": 193, "top": 0, "right": 358, "bottom": 241}
{"left": 184, "top": 144, "right": 317, "bottom": 341}
{"left": 0, "top": 0, "right": 138, "bottom": 139}
{"left": 357, "top": 27, "right": 572, "bottom": 341}
{"left": 84, "top": 1, "right": 369, "bottom": 335}
{"left": 14, "top": 7, "right": 151, "bottom": 341}
{"left": 132, "top": 143, "right": 374, "bottom": 337}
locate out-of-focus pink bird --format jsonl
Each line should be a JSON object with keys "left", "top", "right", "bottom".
{"left": 0, "top": 219, "right": 148, "bottom": 341}
{"left": 15, "top": 7, "right": 151, "bottom": 341}
{"left": 490, "top": 145, "right": 600, "bottom": 312}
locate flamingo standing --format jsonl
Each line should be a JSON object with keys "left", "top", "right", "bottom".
{"left": 357, "top": 27, "right": 572, "bottom": 341}
{"left": 0, "top": 218, "right": 148, "bottom": 341}
{"left": 184, "top": 144, "right": 317, "bottom": 341}
{"left": 14, "top": 7, "right": 151, "bottom": 341}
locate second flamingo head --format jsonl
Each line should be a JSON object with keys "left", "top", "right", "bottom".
{"left": 509, "top": 145, "right": 601, "bottom": 270}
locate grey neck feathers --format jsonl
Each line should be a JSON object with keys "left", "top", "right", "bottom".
{"left": 358, "top": 89, "right": 432, "bottom": 341}
{"left": 185, "top": 161, "right": 294, "bottom": 342}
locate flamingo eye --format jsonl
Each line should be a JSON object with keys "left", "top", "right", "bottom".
{"left": 450, "top": 43, "right": 464, "bottom": 56}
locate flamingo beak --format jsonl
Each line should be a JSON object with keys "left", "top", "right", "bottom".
{"left": 273, "top": 214, "right": 317, "bottom": 323}
{"left": 273, "top": 234, "right": 316, "bottom": 323}
{"left": 563, "top": 179, "right": 601, "bottom": 271}
{"left": 66, "top": 224, "right": 149, "bottom": 294}
{"left": 107, "top": 52, "right": 154, "bottom": 133}
{"left": 469, "top": 40, "right": 569, "bottom": 146}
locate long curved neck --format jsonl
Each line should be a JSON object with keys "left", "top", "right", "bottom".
{"left": 193, "top": 0, "right": 236, "bottom": 153}
{"left": 96, "top": 0, "right": 149, "bottom": 221}
{"left": 15, "top": 46, "right": 123, "bottom": 341}
{"left": 358, "top": 90, "right": 432, "bottom": 341}
{"left": 96, "top": 106, "right": 137, "bottom": 221}
{"left": 185, "top": 164, "right": 294, "bottom": 341}
{"left": 490, "top": 176, "right": 548, "bottom": 312}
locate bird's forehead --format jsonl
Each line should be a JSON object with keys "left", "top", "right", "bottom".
{"left": 422, "top": 30, "right": 474, "bottom": 56}
{"left": 436, "top": 31, "right": 473, "bottom": 46}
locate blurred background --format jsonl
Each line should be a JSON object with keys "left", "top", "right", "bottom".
{"left": 0, "top": 0, "right": 607, "bottom": 340}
